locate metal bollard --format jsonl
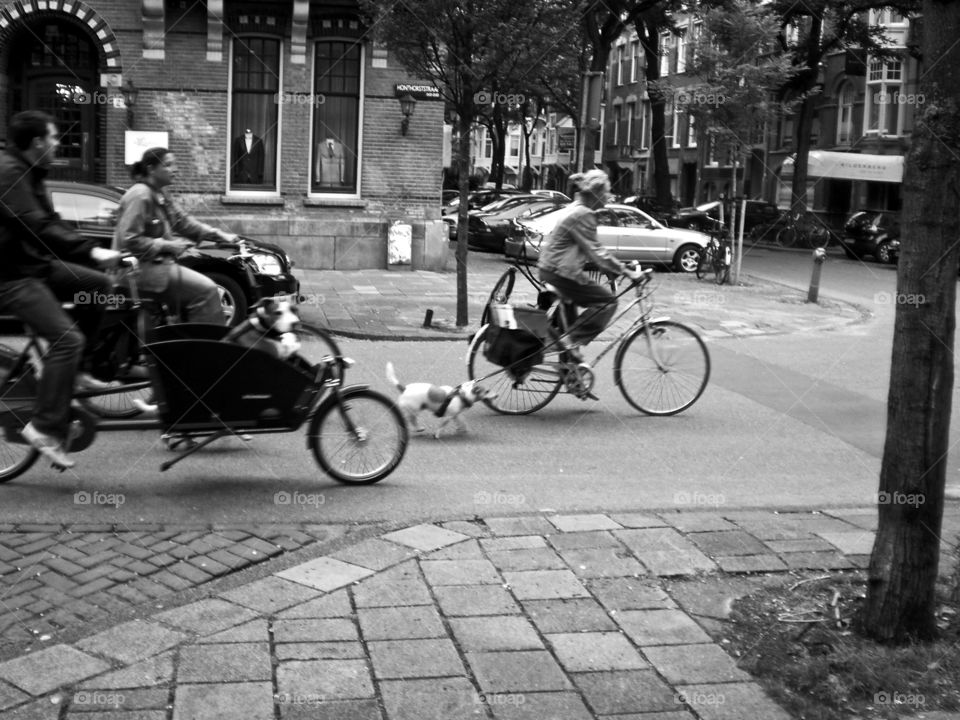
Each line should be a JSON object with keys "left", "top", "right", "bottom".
{"left": 807, "top": 247, "right": 827, "bottom": 303}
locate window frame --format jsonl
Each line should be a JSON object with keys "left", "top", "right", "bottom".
{"left": 836, "top": 81, "right": 855, "bottom": 145}
{"left": 309, "top": 38, "right": 365, "bottom": 198}
{"left": 864, "top": 58, "right": 904, "bottom": 137}
{"left": 227, "top": 35, "right": 284, "bottom": 196}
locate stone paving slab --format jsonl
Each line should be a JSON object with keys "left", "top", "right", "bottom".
{"left": 2, "top": 508, "right": 958, "bottom": 719}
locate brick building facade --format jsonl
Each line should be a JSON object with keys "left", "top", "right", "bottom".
{"left": 0, "top": 0, "right": 447, "bottom": 270}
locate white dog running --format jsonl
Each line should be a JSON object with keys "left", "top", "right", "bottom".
{"left": 385, "top": 362, "right": 495, "bottom": 439}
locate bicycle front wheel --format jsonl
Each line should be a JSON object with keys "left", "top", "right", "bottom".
{"left": 614, "top": 321, "right": 710, "bottom": 416}
{"left": 713, "top": 249, "right": 730, "bottom": 286}
{"left": 776, "top": 227, "right": 797, "bottom": 248}
{"left": 466, "top": 326, "right": 561, "bottom": 415}
{"left": 308, "top": 387, "right": 407, "bottom": 484}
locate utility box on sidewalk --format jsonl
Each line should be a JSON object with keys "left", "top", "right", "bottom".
{"left": 412, "top": 219, "right": 451, "bottom": 271}
{"left": 387, "top": 222, "right": 412, "bottom": 265}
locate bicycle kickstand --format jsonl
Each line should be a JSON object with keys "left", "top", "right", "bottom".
{"left": 160, "top": 430, "right": 229, "bottom": 472}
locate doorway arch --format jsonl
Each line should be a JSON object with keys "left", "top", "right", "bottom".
{"left": 1, "top": 4, "right": 120, "bottom": 182}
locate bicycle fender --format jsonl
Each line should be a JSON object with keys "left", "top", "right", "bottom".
{"left": 305, "top": 383, "right": 371, "bottom": 448}
{"left": 649, "top": 315, "right": 671, "bottom": 324}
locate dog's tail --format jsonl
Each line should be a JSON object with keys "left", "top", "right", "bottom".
{"left": 385, "top": 362, "right": 405, "bottom": 393}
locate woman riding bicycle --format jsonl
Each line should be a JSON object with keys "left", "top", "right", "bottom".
{"left": 114, "top": 147, "right": 238, "bottom": 324}
{"left": 537, "top": 169, "right": 641, "bottom": 361}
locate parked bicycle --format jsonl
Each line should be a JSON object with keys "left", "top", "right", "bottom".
{"left": 0, "top": 259, "right": 406, "bottom": 484}
{"left": 695, "top": 229, "right": 731, "bottom": 285}
{"left": 467, "top": 262, "right": 710, "bottom": 416}
{"left": 775, "top": 211, "right": 832, "bottom": 248}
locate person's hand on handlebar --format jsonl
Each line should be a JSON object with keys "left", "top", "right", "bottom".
{"left": 89, "top": 246, "right": 122, "bottom": 269}
{"left": 622, "top": 261, "right": 645, "bottom": 282}
{"left": 215, "top": 229, "right": 241, "bottom": 247}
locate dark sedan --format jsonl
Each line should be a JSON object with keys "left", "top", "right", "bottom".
{"left": 839, "top": 211, "right": 900, "bottom": 264}
{"left": 466, "top": 196, "right": 568, "bottom": 252}
{"left": 47, "top": 181, "right": 299, "bottom": 325}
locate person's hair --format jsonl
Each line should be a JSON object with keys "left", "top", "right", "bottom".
{"left": 8, "top": 110, "right": 55, "bottom": 151}
{"left": 570, "top": 169, "right": 610, "bottom": 199}
{"left": 130, "top": 147, "right": 169, "bottom": 180}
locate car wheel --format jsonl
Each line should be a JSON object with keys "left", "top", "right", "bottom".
{"left": 206, "top": 272, "right": 248, "bottom": 326}
{"left": 876, "top": 241, "right": 896, "bottom": 265}
{"left": 674, "top": 244, "right": 702, "bottom": 273}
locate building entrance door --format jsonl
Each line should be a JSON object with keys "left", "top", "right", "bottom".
{"left": 7, "top": 19, "right": 100, "bottom": 182}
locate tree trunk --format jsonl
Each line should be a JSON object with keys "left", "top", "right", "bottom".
{"left": 862, "top": 0, "right": 960, "bottom": 644}
{"left": 638, "top": 16, "right": 671, "bottom": 206}
{"left": 788, "top": 11, "right": 822, "bottom": 214}
{"left": 455, "top": 113, "right": 472, "bottom": 327}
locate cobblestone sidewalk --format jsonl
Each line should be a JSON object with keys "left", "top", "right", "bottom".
{"left": 1, "top": 507, "right": 957, "bottom": 719}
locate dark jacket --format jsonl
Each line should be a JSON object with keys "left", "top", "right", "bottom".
{"left": 0, "top": 149, "right": 97, "bottom": 280}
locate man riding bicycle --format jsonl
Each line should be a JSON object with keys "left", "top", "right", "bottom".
{"left": 0, "top": 110, "right": 121, "bottom": 468}
{"left": 537, "top": 169, "right": 642, "bottom": 362}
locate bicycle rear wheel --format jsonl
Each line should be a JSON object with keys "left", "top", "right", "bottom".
{"left": 614, "top": 321, "right": 710, "bottom": 415}
{"left": 308, "top": 387, "right": 407, "bottom": 484}
{"left": 466, "top": 326, "right": 561, "bottom": 415}
{"left": 696, "top": 245, "right": 716, "bottom": 280}
{"left": 0, "top": 428, "right": 38, "bottom": 483}
{"left": 776, "top": 226, "right": 797, "bottom": 248}
{"left": 713, "top": 246, "right": 730, "bottom": 285}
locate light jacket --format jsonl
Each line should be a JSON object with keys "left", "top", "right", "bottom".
{"left": 537, "top": 202, "right": 623, "bottom": 285}
{"left": 113, "top": 182, "right": 221, "bottom": 292}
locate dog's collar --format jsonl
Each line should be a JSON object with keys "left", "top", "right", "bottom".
{"left": 434, "top": 386, "right": 471, "bottom": 417}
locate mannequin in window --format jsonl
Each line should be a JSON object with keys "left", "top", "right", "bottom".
{"left": 232, "top": 128, "right": 264, "bottom": 185}
{"left": 315, "top": 138, "right": 344, "bottom": 186}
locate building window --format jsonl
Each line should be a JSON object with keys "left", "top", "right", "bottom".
{"left": 230, "top": 37, "right": 280, "bottom": 191}
{"left": 659, "top": 32, "right": 672, "bottom": 77}
{"left": 690, "top": 21, "right": 702, "bottom": 66}
{"left": 640, "top": 100, "right": 651, "bottom": 149}
{"left": 630, "top": 40, "right": 640, "bottom": 83}
{"left": 865, "top": 58, "right": 903, "bottom": 136}
{"left": 675, "top": 28, "right": 687, "bottom": 74}
{"left": 312, "top": 40, "right": 362, "bottom": 194}
{"left": 612, "top": 104, "right": 621, "bottom": 145}
{"left": 687, "top": 112, "right": 696, "bottom": 147}
{"left": 663, "top": 99, "right": 674, "bottom": 147}
{"left": 509, "top": 134, "right": 520, "bottom": 157}
{"left": 672, "top": 104, "right": 681, "bottom": 148}
{"left": 617, "top": 45, "right": 626, "bottom": 86}
{"left": 626, "top": 102, "right": 635, "bottom": 149}
{"left": 483, "top": 133, "right": 493, "bottom": 159}
{"left": 836, "top": 82, "right": 855, "bottom": 145}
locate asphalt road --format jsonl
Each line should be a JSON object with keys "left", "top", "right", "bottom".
{"left": 2, "top": 247, "right": 921, "bottom": 528}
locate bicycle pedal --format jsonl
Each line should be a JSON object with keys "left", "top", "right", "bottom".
{"left": 578, "top": 391, "right": 599, "bottom": 401}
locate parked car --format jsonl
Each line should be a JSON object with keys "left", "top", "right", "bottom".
{"left": 46, "top": 181, "right": 300, "bottom": 325}
{"left": 504, "top": 204, "right": 709, "bottom": 273}
{"left": 531, "top": 189, "right": 572, "bottom": 203}
{"left": 621, "top": 195, "right": 683, "bottom": 225}
{"left": 839, "top": 210, "right": 900, "bottom": 264}
{"left": 442, "top": 188, "right": 524, "bottom": 215}
{"left": 445, "top": 193, "right": 560, "bottom": 245}
{"left": 672, "top": 200, "right": 782, "bottom": 235}
{"left": 466, "top": 197, "right": 569, "bottom": 252}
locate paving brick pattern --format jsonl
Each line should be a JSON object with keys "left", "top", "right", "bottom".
{"left": 0, "top": 523, "right": 347, "bottom": 653}
{"left": 0, "top": 508, "right": 958, "bottom": 719}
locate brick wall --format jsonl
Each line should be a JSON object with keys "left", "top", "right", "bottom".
{"left": 0, "top": 0, "right": 447, "bottom": 270}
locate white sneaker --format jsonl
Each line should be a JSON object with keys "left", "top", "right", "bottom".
{"left": 21, "top": 422, "right": 75, "bottom": 469}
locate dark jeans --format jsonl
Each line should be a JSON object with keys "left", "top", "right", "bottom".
{"left": 539, "top": 269, "right": 617, "bottom": 346}
{"left": 0, "top": 262, "right": 111, "bottom": 440}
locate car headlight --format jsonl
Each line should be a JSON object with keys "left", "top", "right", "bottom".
{"left": 249, "top": 252, "right": 284, "bottom": 275}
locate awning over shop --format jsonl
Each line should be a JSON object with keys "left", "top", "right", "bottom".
{"left": 781, "top": 151, "right": 903, "bottom": 183}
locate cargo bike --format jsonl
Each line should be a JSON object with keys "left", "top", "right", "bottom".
{"left": 0, "top": 263, "right": 407, "bottom": 484}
